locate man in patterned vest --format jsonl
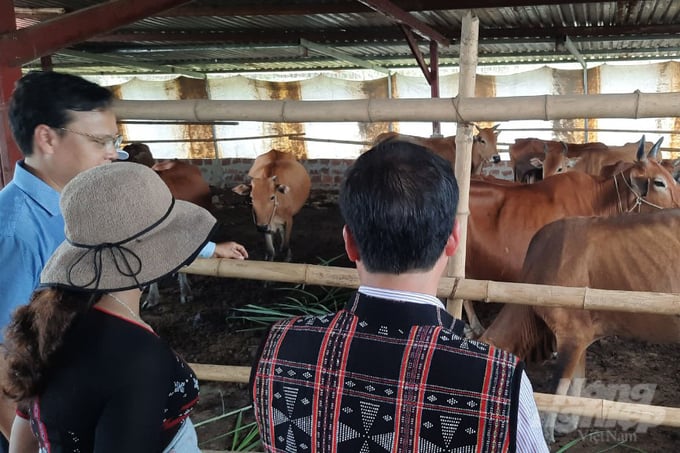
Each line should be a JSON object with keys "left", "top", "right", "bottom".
{"left": 251, "top": 138, "right": 548, "bottom": 452}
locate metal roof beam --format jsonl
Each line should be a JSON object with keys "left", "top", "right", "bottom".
{"left": 299, "top": 39, "right": 390, "bottom": 74}
{"left": 88, "top": 22, "right": 680, "bottom": 46}
{"left": 357, "top": 0, "right": 450, "bottom": 46}
{"left": 155, "top": 1, "right": 597, "bottom": 17}
{"left": 0, "top": 0, "right": 193, "bottom": 67}
{"left": 57, "top": 50, "right": 206, "bottom": 79}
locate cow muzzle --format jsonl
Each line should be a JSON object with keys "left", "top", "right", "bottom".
{"left": 256, "top": 224, "right": 271, "bottom": 233}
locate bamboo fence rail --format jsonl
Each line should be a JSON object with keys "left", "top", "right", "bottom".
{"left": 113, "top": 91, "right": 680, "bottom": 123}
{"left": 183, "top": 259, "right": 680, "bottom": 316}
{"left": 189, "top": 363, "right": 680, "bottom": 429}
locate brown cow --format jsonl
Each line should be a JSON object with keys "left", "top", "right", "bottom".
{"left": 463, "top": 142, "right": 680, "bottom": 335}
{"left": 541, "top": 136, "right": 660, "bottom": 178}
{"left": 123, "top": 143, "right": 214, "bottom": 306}
{"left": 481, "top": 209, "right": 680, "bottom": 442}
{"left": 373, "top": 124, "right": 500, "bottom": 175}
{"left": 232, "top": 149, "right": 311, "bottom": 261}
{"left": 509, "top": 138, "right": 611, "bottom": 183}
{"left": 509, "top": 138, "right": 567, "bottom": 183}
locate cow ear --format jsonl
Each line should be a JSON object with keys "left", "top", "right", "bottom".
{"left": 566, "top": 157, "right": 581, "bottom": 168}
{"left": 232, "top": 184, "right": 251, "bottom": 196}
{"left": 276, "top": 184, "right": 290, "bottom": 194}
{"left": 529, "top": 157, "right": 543, "bottom": 169}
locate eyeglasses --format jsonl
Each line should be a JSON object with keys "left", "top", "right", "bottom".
{"left": 57, "top": 127, "right": 123, "bottom": 150}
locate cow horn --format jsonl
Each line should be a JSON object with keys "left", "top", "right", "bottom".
{"left": 561, "top": 142, "right": 568, "bottom": 155}
{"left": 648, "top": 136, "right": 664, "bottom": 160}
{"left": 636, "top": 135, "right": 647, "bottom": 161}
{"left": 491, "top": 124, "right": 500, "bottom": 130}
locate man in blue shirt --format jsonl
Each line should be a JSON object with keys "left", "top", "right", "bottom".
{"left": 0, "top": 71, "right": 247, "bottom": 449}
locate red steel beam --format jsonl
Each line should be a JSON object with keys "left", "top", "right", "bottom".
{"left": 0, "top": 0, "right": 193, "bottom": 67}
{"left": 0, "top": 0, "right": 22, "bottom": 186}
{"left": 401, "top": 24, "right": 432, "bottom": 84}
{"left": 357, "top": 0, "right": 449, "bottom": 46}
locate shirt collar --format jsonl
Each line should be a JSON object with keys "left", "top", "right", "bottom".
{"left": 358, "top": 285, "right": 445, "bottom": 309}
{"left": 12, "top": 161, "right": 61, "bottom": 216}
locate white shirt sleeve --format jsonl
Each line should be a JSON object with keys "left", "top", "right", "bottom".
{"left": 516, "top": 370, "right": 550, "bottom": 452}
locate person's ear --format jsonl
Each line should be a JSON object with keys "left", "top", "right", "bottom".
{"left": 444, "top": 219, "right": 461, "bottom": 257}
{"left": 343, "top": 225, "right": 360, "bottom": 262}
{"left": 33, "top": 124, "right": 59, "bottom": 156}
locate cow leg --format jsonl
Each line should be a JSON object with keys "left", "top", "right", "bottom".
{"left": 143, "top": 282, "right": 161, "bottom": 308}
{"left": 558, "top": 354, "right": 586, "bottom": 434}
{"left": 281, "top": 220, "right": 292, "bottom": 262}
{"left": 463, "top": 300, "right": 485, "bottom": 338}
{"left": 178, "top": 273, "right": 193, "bottom": 304}
{"left": 542, "top": 340, "right": 588, "bottom": 443}
{"left": 263, "top": 232, "right": 276, "bottom": 261}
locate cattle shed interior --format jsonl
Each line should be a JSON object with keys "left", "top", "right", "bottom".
{"left": 3, "top": 0, "right": 680, "bottom": 188}
{"left": 5, "top": 3, "right": 680, "bottom": 452}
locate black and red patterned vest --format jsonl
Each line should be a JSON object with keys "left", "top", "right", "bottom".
{"left": 252, "top": 292, "right": 523, "bottom": 453}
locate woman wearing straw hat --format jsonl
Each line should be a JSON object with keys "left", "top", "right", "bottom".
{"left": 1, "top": 162, "right": 218, "bottom": 452}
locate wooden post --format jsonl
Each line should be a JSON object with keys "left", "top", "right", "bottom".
{"left": 448, "top": 12, "right": 478, "bottom": 319}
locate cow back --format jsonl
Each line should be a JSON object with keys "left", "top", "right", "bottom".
{"left": 153, "top": 160, "right": 213, "bottom": 211}
{"left": 520, "top": 210, "right": 680, "bottom": 344}
{"left": 371, "top": 129, "right": 499, "bottom": 174}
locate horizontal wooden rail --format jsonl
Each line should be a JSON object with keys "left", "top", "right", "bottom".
{"left": 183, "top": 259, "right": 680, "bottom": 316}
{"left": 113, "top": 91, "right": 680, "bottom": 123}
{"left": 190, "top": 363, "right": 680, "bottom": 428}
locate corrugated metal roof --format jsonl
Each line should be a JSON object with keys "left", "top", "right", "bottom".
{"left": 13, "top": 1, "right": 680, "bottom": 75}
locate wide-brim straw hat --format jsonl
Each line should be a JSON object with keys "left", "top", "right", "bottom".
{"left": 40, "top": 162, "right": 217, "bottom": 291}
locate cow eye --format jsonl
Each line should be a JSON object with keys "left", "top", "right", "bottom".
{"left": 653, "top": 178, "right": 666, "bottom": 188}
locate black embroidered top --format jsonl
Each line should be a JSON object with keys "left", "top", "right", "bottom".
{"left": 252, "top": 293, "right": 523, "bottom": 453}
{"left": 26, "top": 307, "right": 198, "bottom": 453}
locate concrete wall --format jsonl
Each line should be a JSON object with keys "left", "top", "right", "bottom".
{"left": 189, "top": 158, "right": 515, "bottom": 194}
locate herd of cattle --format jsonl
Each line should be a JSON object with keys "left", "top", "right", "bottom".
{"left": 125, "top": 127, "right": 680, "bottom": 443}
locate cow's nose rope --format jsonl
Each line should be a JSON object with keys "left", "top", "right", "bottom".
{"left": 266, "top": 195, "right": 279, "bottom": 228}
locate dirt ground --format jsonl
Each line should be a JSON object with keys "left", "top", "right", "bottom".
{"left": 142, "top": 191, "right": 680, "bottom": 453}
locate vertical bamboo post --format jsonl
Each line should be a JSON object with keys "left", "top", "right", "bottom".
{"left": 448, "top": 12, "right": 479, "bottom": 318}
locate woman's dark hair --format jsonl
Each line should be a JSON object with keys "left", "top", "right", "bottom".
{"left": 1, "top": 289, "right": 100, "bottom": 401}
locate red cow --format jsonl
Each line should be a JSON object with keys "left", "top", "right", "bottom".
{"left": 542, "top": 136, "right": 661, "bottom": 178}
{"left": 482, "top": 209, "right": 680, "bottom": 442}
{"left": 373, "top": 124, "right": 501, "bottom": 175}
{"left": 232, "top": 149, "right": 311, "bottom": 261}
{"left": 462, "top": 142, "right": 680, "bottom": 335}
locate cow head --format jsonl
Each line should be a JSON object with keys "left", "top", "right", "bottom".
{"left": 541, "top": 142, "right": 579, "bottom": 178}
{"left": 472, "top": 124, "right": 501, "bottom": 164}
{"left": 622, "top": 137, "right": 680, "bottom": 211}
{"left": 122, "top": 143, "right": 156, "bottom": 168}
{"left": 232, "top": 175, "right": 289, "bottom": 233}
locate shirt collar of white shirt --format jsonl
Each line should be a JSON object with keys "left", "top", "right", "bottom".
{"left": 358, "top": 285, "right": 444, "bottom": 309}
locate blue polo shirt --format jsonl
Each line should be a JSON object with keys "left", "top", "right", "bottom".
{"left": 0, "top": 161, "right": 63, "bottom": 342}
{"left": 0, "top": 162, "right": 216, "bottom": 342}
